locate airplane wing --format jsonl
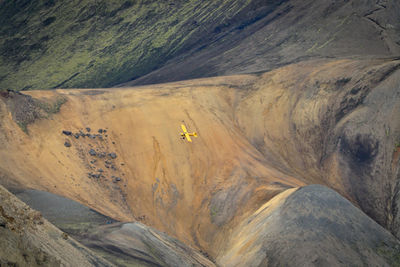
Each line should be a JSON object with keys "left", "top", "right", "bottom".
{"left": 181, "top": 124, "right": 188, "bottom": 133}
{"left": 185, "top": 133, "right": 192, "bottom": 142}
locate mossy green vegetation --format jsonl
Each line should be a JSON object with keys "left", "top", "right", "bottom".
{"left": 0, "top": 0, "right": 263, "bottom": 90}
{"left": 376, "top": 243, "right": 400, "bottom": 266}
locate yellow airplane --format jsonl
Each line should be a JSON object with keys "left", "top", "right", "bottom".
{"left": 180, "top": 124, "right": 197, "bottom": 142}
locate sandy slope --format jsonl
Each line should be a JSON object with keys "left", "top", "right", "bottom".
{"left": 0, "top": 58, "right": 399, "bottom": 262}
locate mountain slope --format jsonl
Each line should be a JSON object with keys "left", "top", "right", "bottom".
{"left": 0, "top": 0, "right": 284, "bottom": 90}
{"left": 128, "top": 0, "right": 400, "bottom": 86}
{"left": 1, "top": 0, "right": 399, "bottom": 91}
{"left": 0, "top": 58, "right": 399, "bottom": 262}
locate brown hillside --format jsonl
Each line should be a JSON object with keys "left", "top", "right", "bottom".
{"left": 0, "top": 58, "right": 399, "bottom": 260}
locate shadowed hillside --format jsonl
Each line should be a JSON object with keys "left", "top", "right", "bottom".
{"left": 1, "top": 0, "right": 399, "bottom": 90}
{"left": 0, "top": 58, "right": 399, "bottom": 265}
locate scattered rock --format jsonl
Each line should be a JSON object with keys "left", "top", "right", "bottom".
{"left": 98, "top": 152, "right": 106, "bottom": 158}
{"left": 74, "top": 133, "right": 80, "bottom": 139}
{"left": 89, "top": 149, "right": 96, "bottom": 156}
{"left": 109, "top": 152, "right": 117, "bottom": 159}
{"left": 0, "top": 216, "right": 6, "bottom": 228}
{"left": 105, "top": 160, "right": 112, "bottom": 165}
{"left": 98, "top": 129, "right": 104, "bottom": 133}
{"left": 112, "top": 141, "right": 115, "bottom": 144}
{"left": 86, "top": 127, "right": 91, "bottom": 132}
{"left": 64, "top": 141, "right": 71, "bottom": 148}
{"left": 98, "top": 169, "right": 103, "bottom": 173}
{"left": 61, "top": 233, "right": 68, "bottom": 240}
{"left": 62, "top": 130, "right": 72, "bottom": 136}
{"left": 113, "top": 177, "right": 121, "bottom": 183}
{"left": 92, "top": 174, "right": 100, "bottom": 179}
{"left": 89, "top": 135, "right": 96, "bottom": 139}
{"left": 90, "top": 160, "right": 96, "bottom": 164}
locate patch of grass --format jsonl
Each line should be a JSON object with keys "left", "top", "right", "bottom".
{"left": 210, "top": 206, "right": 219, "bottom": 218}
{"left": 36, "top": 96, "right": 67, "bottom": 115}
{"left": 376, "top": 244, "right": 400, "bottom": 266}
{"left": 16, "top": 121, "right": 28, "bottom": 134}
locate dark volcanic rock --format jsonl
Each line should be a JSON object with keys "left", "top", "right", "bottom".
{"left": 86, "top": 127, "right": 91, "bottom": 132}
{"left": 64, "top": 141, "right": 71, "bottom": 148}
{"left": 108, "top": 153, "right": 117, "bottom": 159}
{"left": 62, "top": 130, "right": 72, "bottom": 136}
{"left": 89, "top": 149, "right": 96, "bottom": 156}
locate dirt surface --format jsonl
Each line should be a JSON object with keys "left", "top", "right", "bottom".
{"left": 0, "top": 58, "right": 399, "bottom": 264}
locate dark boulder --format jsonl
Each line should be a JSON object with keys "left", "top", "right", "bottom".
{"left": 74, "top": 133, "right": 80, "bottom": 139}
{"left": 64, "top": 141, "right": 71, "bottom": 147}
{"left": 109, "top": 152, "right": 117, "bottom": 159}
{"left": 89, "top": 149, "right": 96, "bottom": 156}
{"left": 86, "top": 127, "right": 91, "bottom": 132}
{"left": 98, "top": 129, "right": 104, "bottom": 133}
{"left": 62, "top": 130, "right": 72, "bottom": 136}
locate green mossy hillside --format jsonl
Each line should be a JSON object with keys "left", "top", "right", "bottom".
{"left": 0, "top": 0, "right": 271, "bottom": 90}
